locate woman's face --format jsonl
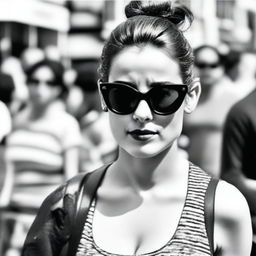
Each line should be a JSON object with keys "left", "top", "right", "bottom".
{"left": 27, "top": 66, "right": 61, "bottom": 106}
{"left": 103, "top": 45, "right": 189, "bottom": 158}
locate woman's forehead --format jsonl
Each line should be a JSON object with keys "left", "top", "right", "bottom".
{"left": 109, "top": 45, "right": 181, "bottom": 81}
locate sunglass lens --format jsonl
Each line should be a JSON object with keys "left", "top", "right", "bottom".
{"left": 150, "top": 87, "right": 179, "bottom": 113}
{"left": 150, "top": 87, "right": 183, "bottom": 114}
{"left": 103, "top": 85, "right": 138, "bottom": 114}
{"left": 154, "top": 87, "right": 179, "bottom": 110}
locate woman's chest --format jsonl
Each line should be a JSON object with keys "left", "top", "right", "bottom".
{"left": 92, "top": 197, "right": 185, "bottom": 255}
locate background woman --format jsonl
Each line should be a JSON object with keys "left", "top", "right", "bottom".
{"left": 1, "top": 58, "right": 81, "bottom": 255}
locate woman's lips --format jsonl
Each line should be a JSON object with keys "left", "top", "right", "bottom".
{"left": 127, "top": 129, "right": 159, "bottom": 141}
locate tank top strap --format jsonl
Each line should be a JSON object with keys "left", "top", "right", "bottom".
{"left": 170, "top": 162, "right": 212, "bottom": 255}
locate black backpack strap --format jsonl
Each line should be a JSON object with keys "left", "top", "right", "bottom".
{"left": 64, "top": 173, "right": 88, "bottom": 196}
{"left": 204, "top": 177, "right": 219, "bottom": 255}
{"left": 67, "top": 164, "right": 110, "bottom": 256}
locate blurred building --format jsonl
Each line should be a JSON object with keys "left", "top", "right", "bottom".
{"left": 66, "top": 0, "right": 105, "bottom": 66}
{"left": 179, "top": 0, "right": 256, "bottom": 50}
{"left": 0, "top": 0, "right": 256, "bottom": 65}
{"left": 66, "top": 0, "right": 125, "bottom": 68}
{"left": 67, "top": 0, "right": 256, "bottom": 55}
{"left": 0, "top": 0, "right": 69, "bottom": 61}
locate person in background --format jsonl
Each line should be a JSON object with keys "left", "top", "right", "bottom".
{"left": 66, "top": 61, "right": 117, "bottom": 172}
{"left": 22, "top": 1, "right": 252, "bottom": 256}
{"left": 0, "top": 101, "right": 12, "bottom": 144}
{"left": 0, "top": 72, "right": 14, "bottom": 256}
{"left": 183, "top": 45, "right": 241, "bottom": 178}
{"left": 0, "top": 72, "right": 15, "bottom": 142}
{"left": 1, "top": 56, "right": 29, "bottom": 116}
{"left": 221, "top": 89, "right": 256, "bottom": 256}
{"left": 66, "top": 61, "right": 102, "bottom": 123}
{"left": 5, "top": 58, "right": 81, "bottom": 207}
{"left": 225, "top": 49, "right": 256, "bottom": 98}
{"left": 0, "top": 72, "right": 14, "bottom": 206}
{"left": 223, "top": 48, "right": 241, "bottom": 82}
{"left": 20, "top": 47, "right": 45, "bottom": 75}
{"left": 1, "top": 58, "right": 81, "bottom": 256}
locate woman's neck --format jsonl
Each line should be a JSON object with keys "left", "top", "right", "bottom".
{"left": 110, "top": 142, "right": 187, "bottom": 191}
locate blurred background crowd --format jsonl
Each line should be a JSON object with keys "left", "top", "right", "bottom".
{"left": 0, "top": 0, "right": 256, "bottom": 255}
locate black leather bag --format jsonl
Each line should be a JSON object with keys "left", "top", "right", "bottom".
{"left": 22, "top": 164, "right": 109, "bottom": 256}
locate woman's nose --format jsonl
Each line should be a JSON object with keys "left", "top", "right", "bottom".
{"left": 132, "top": 100, "right": 153, "bottom": 123}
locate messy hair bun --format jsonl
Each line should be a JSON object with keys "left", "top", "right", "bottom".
{"left": 100, "top": 0, "right": 195, "bottom": 85}
{"left": 125, "top": 1, "right": 193, "bottom": 30}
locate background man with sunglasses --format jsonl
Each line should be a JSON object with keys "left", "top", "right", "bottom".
{"left": 183, "top": 44, "right": 241, "bottom": 178}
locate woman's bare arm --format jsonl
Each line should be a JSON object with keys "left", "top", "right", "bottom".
{"left": 214, "top": 180, "right": 252, "bottom": 256}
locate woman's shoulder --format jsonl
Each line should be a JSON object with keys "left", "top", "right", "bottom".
{"left": 189, "top": 164, "right": 250, "bottom": 221}
{"left": 189, "top": 163, "right": 250, "bottom": 225}
{"left": 215, "top": 180, "right": 250, "bottom": 221}
{"left": 213, "top": 180, "right": 252, "bottom": 254}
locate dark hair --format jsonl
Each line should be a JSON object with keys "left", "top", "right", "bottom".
{"left": 0, "top": 72, "right": 15, "bottom": 104}
{"left": 26, "top": 59, "right": 67, "bottom": 96}
{"left": 99, "top": 1, "right": 194, "bottom": 86}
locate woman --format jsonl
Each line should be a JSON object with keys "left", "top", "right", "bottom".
{"left": 5, "top": 58, "right": 81, "bottom": 209}
{"left": 22, "top": 1, "right": 252, "bottom": 256}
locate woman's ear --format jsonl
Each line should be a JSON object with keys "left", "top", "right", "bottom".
{"left": 184, "top": 77, "right": 201, "bottom": 114}
{"left": 97, "top": 80, "right": 108, "bottom": 112}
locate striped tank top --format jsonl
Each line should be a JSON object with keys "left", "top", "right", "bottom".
{"left": 76, "top": 164, "right": 213, "bottom": 256}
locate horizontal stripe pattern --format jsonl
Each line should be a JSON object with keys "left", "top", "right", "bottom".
{"left": 170, "top": 164, "right": 212, "bottom": 255}
{"left": 7, "top": 129, "right": 63, "bottom": 152}
{"left": 5, "top": 111, "right": 81, "bottom": 211}
{"left": 76, "top": 163, "right": 212, "bottom": 256}
{"left": 10, "top": 183, "right": 61, "bottom": 209}
{"left": 6, "top": 129, "right": 64, "bottom": 168}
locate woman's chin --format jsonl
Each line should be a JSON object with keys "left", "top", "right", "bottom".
{"left": 122, "top": 144, "right": 170, "bottom": 159}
